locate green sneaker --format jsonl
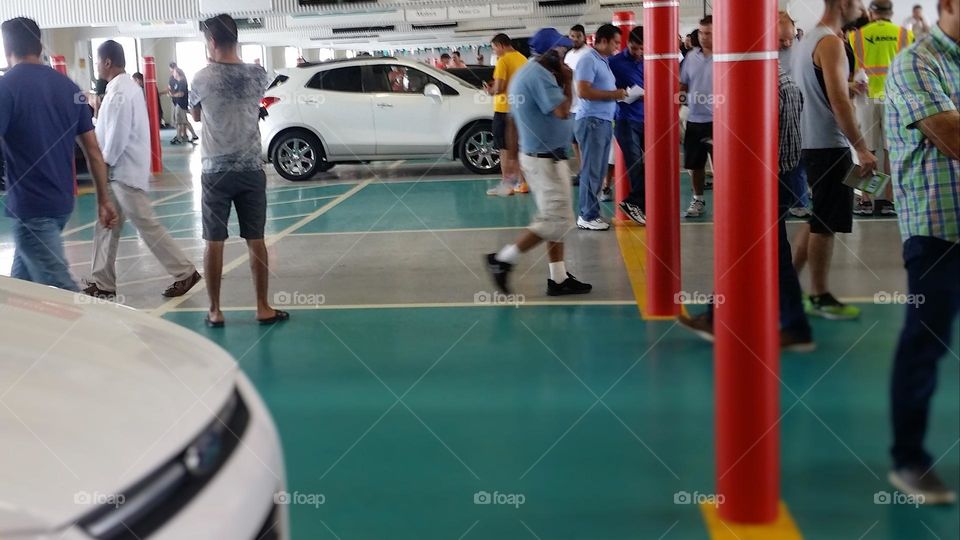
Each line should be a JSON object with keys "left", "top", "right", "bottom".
{"left": 807, "top": 292, "right": 861, "bottom": 320}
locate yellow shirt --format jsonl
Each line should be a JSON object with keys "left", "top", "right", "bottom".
{"left": 492, "top": 50, "right": 527, "bottom": 113}
{"left": 849, "top": 20, "right": 914, "bottom": 98}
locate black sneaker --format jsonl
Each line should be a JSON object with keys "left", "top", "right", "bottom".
{"left": 547, "top": 273, "right": 592, "bottom": 296}
{"left": 485, "top": 253, "right": 513, "bottom": 294}
{"left": 572, "top": 174, "right": 580, "bottom": 186}
{"left": 619, "top": 201, "right": 647, "bottom": 225}
{"left": 889, "top": 466, "right": 957, "bottom": 505}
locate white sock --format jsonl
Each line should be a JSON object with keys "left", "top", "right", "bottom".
{"left": 693, "top": 194, "right": 704, "bottom": 201}
{"left": 549, "top": 261, "right": 567, "bottom": 282}
{"left": 496, "top": 244, "right": 521, "bottom": 264}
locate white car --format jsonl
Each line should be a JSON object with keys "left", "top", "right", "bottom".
{"left": 0, "top": 277, "right": 288, "bottom": 540}
{"left": 260, "top": 57, "right": 501, "bottom": 181}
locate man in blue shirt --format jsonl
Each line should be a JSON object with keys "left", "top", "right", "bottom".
{"left": 485, "top": 28, "right": 591, "bottom": 297}
{"left": 575, "top": 24, "right": 628, "bottom": 231}
{"left": 679, "top": 15, "right": 715, "bottom": 218}
{"left": 0, "top": 17, "right": 117, "bottom": 291}
{"left": 609, "top": 26, "right": 646, "bottom": 225}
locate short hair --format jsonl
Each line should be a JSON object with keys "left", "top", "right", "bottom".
{"left": 491, "top": 33, "right": 511, "bottom": 47}
{"left": 913, "top": 3, "right": 922, "bottom": 8}
{"left": 452, "top": 51, "right": 461, "bottom": 57}
{"left": 595, "top": 23, "right": 619, "bottom": 44}
{"left": 700, "top": 15, "right": 713, "bottom": 26}
{"left": 132, "top": 72, "right": 144, "bottom": 81}
{"left": 97, "top": 40, "right": 126, "bottom": 69}
{"left": 629, "top": 26, "right": 644, "bottom": 45}
{"left": 440, "top": 53, "right": 451, "bottom": 60}
{"left": 2, "top": 17, "right": 43, "bottom": 58}
{"left": 201, "top": 13, "right": 239, "bottom": 48}
{"left": 571, "top": 24, "right": 586, "bottom": 34}
{"left": 169, "top": 61, "right": 177, "bottom": 69}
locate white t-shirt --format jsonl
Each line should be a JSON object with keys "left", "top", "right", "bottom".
{"left": 564, "top": 46, "right": 590, "bottom": 113}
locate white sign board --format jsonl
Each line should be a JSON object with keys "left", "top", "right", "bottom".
{"left": 449, "top": 5, "right": 492, "bottom": 20}
{"left": 200, "top": 0, "right": 271, "bottom": 12}
{"left": 406, "top": 7, "right": 448, "bottom": 23}
{"left": 492, "top": 3, "right": 534, "bottom": 17}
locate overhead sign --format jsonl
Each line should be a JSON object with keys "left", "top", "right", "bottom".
{"left": 492, "top": 2, "right": 534, "bottom": 17}
{"left": 200, "top": 0, "right": 271, "bottom": 12}
{"left": 405, "top": 7, "right": 448, "bottom": 23}
{"left": 449, "top": 5, "right": 492, "bottom": 19}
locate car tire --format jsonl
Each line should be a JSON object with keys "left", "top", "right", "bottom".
{"left": 271, "top": 131, "right": 333, "bottom": 181}
{"left": 459, "top": 123, "right": 501, "bottom": 175}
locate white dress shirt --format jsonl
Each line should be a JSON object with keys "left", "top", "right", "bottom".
{"left": 564, "top": 46, "right": 590, "bottom": 114}
{"left": 96, "top": 73, "right": 151, "bottom": 191}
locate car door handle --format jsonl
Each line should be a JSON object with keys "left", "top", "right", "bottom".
{"left": 376, "top": 103, "right": 394, "bottom": 108}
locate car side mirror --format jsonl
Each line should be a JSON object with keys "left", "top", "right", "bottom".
{"left": 424, "top": 83, "right": 442, "bottom": 101}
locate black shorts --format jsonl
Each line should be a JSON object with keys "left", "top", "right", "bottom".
{"left": 683, "top": 121, "right": 713, "bottom": 170}
{"left": 802, "top": 148, "right": 854, "bottom": 234}
{"left": 493, "top": 112, "right": 508, "bottom": 150}
{"left": 201, "top": 169, "right": 268, "bottom": 241}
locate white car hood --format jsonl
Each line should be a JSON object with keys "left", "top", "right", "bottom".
{"left": 0, "top": 278, "right": 238, "bottom": 536}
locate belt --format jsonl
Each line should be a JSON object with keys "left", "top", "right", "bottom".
{"left": 525, "top": 149, "right": 568, "bottom": 161}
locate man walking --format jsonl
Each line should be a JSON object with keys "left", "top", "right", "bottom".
{"left": 0, "top": 17, "right": 117, "bottom": 291}
{"left": 679, "top": 15, "right": 714, "bottom": 218}
{"left": 167, "top": 66, "right": 197, "bottom": 145}
{"left": 884, "top": 0, "right": 959, "bottom": 504}
{"left": 189, "top": 14, "right": 288, "bottom": 327}
{"left": 484, "top": 33, "right": 528, "bottom": 197}
{"left": 485, "top": 28, "right": 591, "bottom": 297}
{"left": 792, "top": 0, "right": 877, "bottom": 320}
{"left": 575, "top": 23, "right": 627, "bottom": 231}
{"left": 82, "top": 40, "right": 201, "bottom": 299}
{"left": 564, "top": 24, "right": 589, "bottom": 185}
{"left": 609, "top": 26, "right": 647, "bottom": 225}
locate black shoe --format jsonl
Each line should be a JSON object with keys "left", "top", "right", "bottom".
{"left": 547, "top": 273, "right": 592, "bottom": 296}
{"left": 191, "top": 136, "right": 199, "bottom": 142}
{"left": 170, "top": 137, "right": 182, "bottom": 145}
{"left": 889, "top": 466, "right": 957, "bottom": 505}
{"left": 619, "top": 201, "right": 647, "bottom": 225}
{"left": 82, "top": 282, "right": 116, "bottom": 299}
{"left": 572, "top": 174, "right": 580, "bottom": 186}
{"left": 485, "top": 253, "right": 513, "bottom": 294}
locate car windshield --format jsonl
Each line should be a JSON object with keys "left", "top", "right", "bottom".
{"left": 412, "top": 62, "right": 470, "bottom": 87}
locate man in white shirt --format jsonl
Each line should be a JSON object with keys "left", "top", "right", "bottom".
{"left": 902, "top": 4, "right": 930, "bottom": 39}
{"left": 564, "top": 24, "right": 589, "bottom": 184}
{"left": 83, "top": 40, "right": 201, "bottom": 299}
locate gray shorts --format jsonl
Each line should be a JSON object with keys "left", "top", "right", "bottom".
{"left": 174, "top": 106, "right": 189, "bottom": 125}
{"left": 201, "top": 169, "right": 267, "bottom": 241}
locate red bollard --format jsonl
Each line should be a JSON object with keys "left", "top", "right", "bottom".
{"left": 143, "top": 57, "right": 163, "bottom": 175}
{"left": 643, "top": 1, "right": 681, "bottom": 317}
{"left": 713, "top": 0, "right": 780, "bottom": 523}
{"left": 612, "top": 11, "right": 635, "bottom": 222}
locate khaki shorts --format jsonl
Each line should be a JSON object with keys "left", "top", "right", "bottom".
{"left": 857, "top": 98, "right": 885, "bottom": 153}
{"left": 519, "top": 154, "right": 575, "bottom": 242}
{"left": 173, "top": 106, "right": 189, "bottom": 125}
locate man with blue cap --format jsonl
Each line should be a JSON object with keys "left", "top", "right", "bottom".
{"left": 484, "top": 28, "right": 592, "bottom": 296}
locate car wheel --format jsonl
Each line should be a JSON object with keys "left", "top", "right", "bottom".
{"left": 459, "top": 123, "right": 501, "bottom": 175}
{"left": 271, "top": 131, "right": 332, "bottom": 181}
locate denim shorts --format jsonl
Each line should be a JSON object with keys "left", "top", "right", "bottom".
{"left": 200, "top": 169, "right": 268, "bottom": 241}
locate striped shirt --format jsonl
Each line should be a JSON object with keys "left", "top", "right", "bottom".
{"left": 778, "top": 68, "right": 803, "bottom": 174}
{"left": 885, "top": 23, "right": 960, "bottom": 243}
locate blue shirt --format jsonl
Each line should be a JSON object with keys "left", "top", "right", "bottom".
{"left": 0, "top": 63, "right": 94, "bottom": 219}
{"left": 574, "top": 48, "right": 617, "bottom": 121}
{"left": 508, "top": 61, "right": 573, "bottom": 154}
{"left": 609, "top": 49, "right": 644, "bottom": 123}
{"left": 679, "top": 48, "right": 714, "bottom": 123}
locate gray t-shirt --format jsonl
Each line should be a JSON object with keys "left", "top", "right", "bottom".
{"left": 189, "top": 63, "right": 269, "bottom": 173}
{"left": 795, "top": 25, "right": 850, "bottom": 149}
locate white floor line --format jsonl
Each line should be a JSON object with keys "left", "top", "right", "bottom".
{"left": 157, "top": 213, "right": 313, "bottom": 237}
{"left": 168, "top": 299, "right": 639, "bottom": 312}
{"left": 62, "top": 188, "right": 194, "bottom": 237}
{"left": 265, "top": 194, "right": 340, "bottom": 206}
{"left": 282, "top": 226, "right": 527, "bottom": 238}
{"left": 151, "top": 178, "right": 374, "bottom": 317}
{"left": 69, "top": 239, "right": 245, "bottom": 267}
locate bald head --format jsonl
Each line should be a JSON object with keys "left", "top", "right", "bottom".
{"left": 778, "top": 11, "right": 796, "bottom": 49}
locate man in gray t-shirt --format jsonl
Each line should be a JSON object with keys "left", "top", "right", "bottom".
{"left": 189, "top": 13, "right": 289, "bottom": 328}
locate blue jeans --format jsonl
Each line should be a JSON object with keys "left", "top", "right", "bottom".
{"left": 783, "top": 164, "right": 809, "bottom": 209}
{"left": 575, "top": 116, "right": 614, "bottom": 221}
{"left": 614, "top": 118, "right": 645, "bottom": 210}
{"left": 10, "top": 214, "right": 78, "bottom": 292}
{"left": 891, "top": 236, "right": 960, "bottom": 469}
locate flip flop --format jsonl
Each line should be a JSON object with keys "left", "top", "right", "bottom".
{"left": 258, "top": 310, "right": 290, "bottom": 325}
{"left": 204, "top": 316, "right": 225, "bottom": 328}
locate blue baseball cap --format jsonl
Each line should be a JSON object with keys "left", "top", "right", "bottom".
{"left": 529, "top": 27, "right": 574, "bottom": 55}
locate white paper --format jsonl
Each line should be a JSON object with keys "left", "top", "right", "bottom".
{"left": 619, "top": 85, "right": 645, "bottom": 104}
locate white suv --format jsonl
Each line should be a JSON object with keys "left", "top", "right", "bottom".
{"left": 260, "top": 57, "right": 501, "bottom": 181}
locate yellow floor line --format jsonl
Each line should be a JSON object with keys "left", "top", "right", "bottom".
{"left": 614, "top": 221, "right": 681, "bottom": 321}
{"left": 700, "top": 502, "right": 803, "bottom": 540}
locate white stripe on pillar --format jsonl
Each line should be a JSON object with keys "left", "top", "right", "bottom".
{"left": 642, "top": 1, "right": 680, "bottom": 7}
{"left": 713, "top": 51, "right": 779, "bottom": 62}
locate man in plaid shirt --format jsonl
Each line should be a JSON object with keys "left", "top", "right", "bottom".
{"left": 884, "top": 0, "right": 959, "bottom": 505}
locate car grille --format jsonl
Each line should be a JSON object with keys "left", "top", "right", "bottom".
{"left": 77, "top": 389, "right": 250, "bottom": 539}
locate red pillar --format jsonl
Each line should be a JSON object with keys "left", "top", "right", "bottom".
{"left": 611, "top": 11, "right": 635, "bottom": 222}
{"left": 643, "top": 1, "right": 681, "bottom": 317}
{"left": 714, "top": 0, "right": 780, "bottom": 523}
{"left": 143, "top": 57, "right": 163, "bottom": 175}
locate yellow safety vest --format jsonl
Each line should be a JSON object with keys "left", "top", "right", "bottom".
{"left": 850, "top": 20, "right": 913, "bottom": 98}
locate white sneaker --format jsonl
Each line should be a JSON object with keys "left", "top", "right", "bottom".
{"left": 577, "top": 216, "right": 610, "bottom": 231}
{"left": 684, "top": 198, "right": 706, "bottom": 218}
{"left": 486, "top": 183, "right": 514, "bottom": 197}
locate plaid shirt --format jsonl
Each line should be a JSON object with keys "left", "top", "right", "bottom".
{"left": 885, "top": 23, "right": 960, "bottom": 243}
{"left": 778, "top": 68, "right": 803, "bottom": 174}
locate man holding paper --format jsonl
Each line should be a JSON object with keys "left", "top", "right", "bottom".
{"left": 609, "top": 26, "right": 647, "bottom": 225}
